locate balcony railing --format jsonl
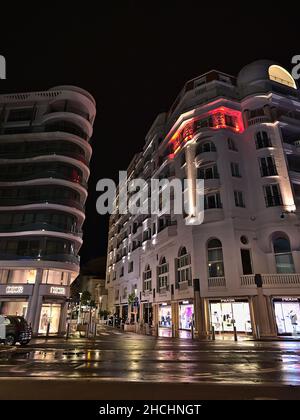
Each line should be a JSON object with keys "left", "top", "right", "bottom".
{"left": 0, "top": 170, "right": 88, "bottom": 189}
{"left": 248, "top": 116, "right": 271, "bottom": 126}
{"left": 1, "top": 123, "right": 89, "bottom": 141}
{"left": 0, "top": 150, "right": 88, "bottom": 165}
{"left": 208, "top": 276, "right": 226, "bottom": 288}
{"left": 0, "top": 252, "right": 79, "bottom": 264}
{"left": 0, "top": 197, "right": 84, "bottom": 211}
{"left": 0, "top": 222, "right": 82, "bottom": 236}
{"left": 240, "top": 273, "right": 300, "bottom": 288}
{"left": 158, "top": 285, "right": 169, "bottom": 294}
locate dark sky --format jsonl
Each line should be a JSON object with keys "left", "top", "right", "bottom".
{"left": 0, "top": 2, "right": 299, "bottom": 264}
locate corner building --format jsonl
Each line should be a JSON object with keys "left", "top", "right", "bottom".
{"left": 0, "top": 86, "right": 96, "bottom": 335}
{"left": 106, "top": 60, "right": 300, "bottom": 338}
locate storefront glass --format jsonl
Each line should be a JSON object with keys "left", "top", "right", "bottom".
{"left": 210, "top": 300, "right": 252, "bottom": 333}
{"left": 0, "top": 301, "right": 28, "bottom": 317}
{"left": 274, "top": 299, "right": 300, "bottom": 335}
{"left": 158, "top": 304, "right": 172, "bottom": 328}
{"left": 179, "top": 303, "right": 194, "bottom": 330}
{"left": 39, "top": 303, "right": 61, "bottom": 334}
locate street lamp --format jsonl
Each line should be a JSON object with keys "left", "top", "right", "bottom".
{"left": 78, "top": 292, "right": 82, "bottom": 324}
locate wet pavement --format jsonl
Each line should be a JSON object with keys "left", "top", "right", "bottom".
{"left": 0, "top": 326, "right": 300, "bottom": 399}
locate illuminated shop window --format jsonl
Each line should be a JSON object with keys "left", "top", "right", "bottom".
{"left": 9, "top": 269, "right": 36, "bottom": 284}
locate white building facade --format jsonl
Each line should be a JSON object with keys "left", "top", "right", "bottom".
{"left": 106, "top": 60, "right": 300, "bottom": 338}
{"left": 0, "top": 86, "right": 96, "bottom": 335}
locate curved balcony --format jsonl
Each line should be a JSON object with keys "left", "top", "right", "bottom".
{"left": 0, "top": 149, "right": 89, "bottom": 166}
{"left": 2, "top": 122, "right": 89, "bottom": 142}
{"left": 0, "top": 252, "right": 79, "bottom": 265}
{"left": 0, "top": 222, "right": 82, "bottom": 237}
{"left": 0, "top": 169, "right": 88, "bottom": 189}
{"left": 0, "top": 197, "right": 84, "bottom": 212}
{"left": 203, "top": 178, "right": 221, "bottom": 191}
{"left": 195, "top": 151, "right": 218, "bottom": 167}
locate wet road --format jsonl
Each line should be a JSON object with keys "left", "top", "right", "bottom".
{"left": 0, "top": 326, "right": 300, "bottom": 399}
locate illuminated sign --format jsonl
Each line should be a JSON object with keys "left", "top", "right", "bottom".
{"left": 6, "top": 286, "right": 24, "bottom": 294}
{"left": 276, "top": 297, "right": 300, "bottom": 303}
{"left": 50, "top": 287, "right": 66, "bottom": 295}
{"left": 220, "top": 299, "right": 236, "bottom": 303}
{"left": 168, "top": 106, "right": 244, "bottom": 155}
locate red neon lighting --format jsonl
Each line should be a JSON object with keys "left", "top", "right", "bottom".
{"left": 168, "top": 106, "right": 244, "bottom": 155}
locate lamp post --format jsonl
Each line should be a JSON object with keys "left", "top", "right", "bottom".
{"left": 78, "top": 292, "right": 82, "bottom": 324}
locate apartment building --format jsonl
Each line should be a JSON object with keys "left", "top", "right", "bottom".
{"left": 0, "top": 86, "right": 96, "bottom": 335}
{"left": 106, "top": 60, "right": 300, "bottom": 338}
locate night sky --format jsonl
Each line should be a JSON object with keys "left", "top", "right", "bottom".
{"left": 0, "top": 2, "right": 299, "bottom": 264}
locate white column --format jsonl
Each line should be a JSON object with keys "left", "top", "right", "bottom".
{"left": 26, "top": 269, "right": 43, "bottom": 330}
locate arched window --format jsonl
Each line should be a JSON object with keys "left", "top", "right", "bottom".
{"left": 268, "top": 65, "right": 297, "bottom": 89}
{"left": 207, "top": 238, "right": 224, "bottom": 278}
{"left": 196, "top": 141, "right": 216, "bottom": 155}
{"left": 176, "top": 247, "right": 192, "bottom": 287}
{"left": 273, "top": 235, "right": 295, "bottom": 273}
{"left": 143, "top": 264, "right": 152, "bottom": 291}
{"left": 157, "top": 256, "right": 169, "bottom": 291}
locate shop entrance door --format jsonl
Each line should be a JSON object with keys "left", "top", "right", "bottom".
{"left": 210, "top": 300, "right": 252, "bottom": 335}
{"left": 179, "top": 304, "right": 194, "bottom": 330}
{"left": 274, "top": 300, "right": 300, "bottom": 335}
{"left": 39, "top": 304, "right": 61, "bottom": 334}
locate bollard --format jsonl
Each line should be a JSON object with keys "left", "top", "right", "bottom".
{"left": 171, "top": 323, "right": 175, "bottom": 338}
{"left": 86, "top": 323, "right": 89, "bottom": 338}
{"left": 45, "top": 322, "right": 50, "bottom": 340}
{"left": 233, "top": 325, "right": 238, "bottom": 341}
{"left": 191, "top": 323, "right": 194, "bottom": 339}
{"left": 256, "top": 325, "right": 260, "bottom": 340}
{"left": 211, "top": 325, "right": 215, "bottom": 341}
{"left": 94, "top": 323, "right": 97, "bottom": 338}
{"left": 65, "top": 322, "right": 70, "bottom": 341}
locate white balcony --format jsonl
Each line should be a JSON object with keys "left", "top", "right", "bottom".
{"left": 208, "top": 277, "right": 226, "bottom": 288}
{"left": 240, "top": 273, "right": 300, "bottom": 288}
{"left": 195, "top": 151, "right": 217, "bottom": 167}
{"left": 248, "top": 116, "right": 271, "bottom": 126}
{"left": 179, "top": 280, "right": 190, "bottom": 291}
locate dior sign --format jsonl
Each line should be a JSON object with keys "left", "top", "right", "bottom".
{"left": 6, "top": 286, "right": 24, "bottom": 294}
{"left": 50, "top": 286, "right": 66, "bottom": 295}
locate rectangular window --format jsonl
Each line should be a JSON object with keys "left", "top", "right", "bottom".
{"left": 264, "top": 184, "right": 282, "bottom": 207}
{"left": 231, "top": 162, "right": 241, "bottom": 177}
{"left": 128, "top": 261, "right": 134, "bottom": 273}
{"left": 204, "top": 193, "right": 222, "bottom": 209}
{"left": 234, "top": 191, "right": 245, "bottom": 207}
{"left": 259, "top": 157, "right": 277, "bottom": 177}
{"left": 241, "top": 249, "right": 253, "bottom": 275}
{"left": 255, "top": 131, "right": 272, "bottom": 149}
{"left": 7, "top": 108, "right": 35, "bottom": 122}
{"left": 198, "top": 165, "right": 219, "bottom": 179}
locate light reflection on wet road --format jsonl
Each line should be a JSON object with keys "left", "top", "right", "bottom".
{"left": 0, "top": 327, "right": 300, "bottom": 386}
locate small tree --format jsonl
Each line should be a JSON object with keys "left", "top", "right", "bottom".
{"left": 127, "top": 292, "right": 135, "bottom": 306}
{"left": 81, "top": 290, "right": 92, "bottom": 306}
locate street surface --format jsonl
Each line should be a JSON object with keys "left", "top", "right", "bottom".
{"left": 0, "top": 326, "right": 300, "bottom": 399}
